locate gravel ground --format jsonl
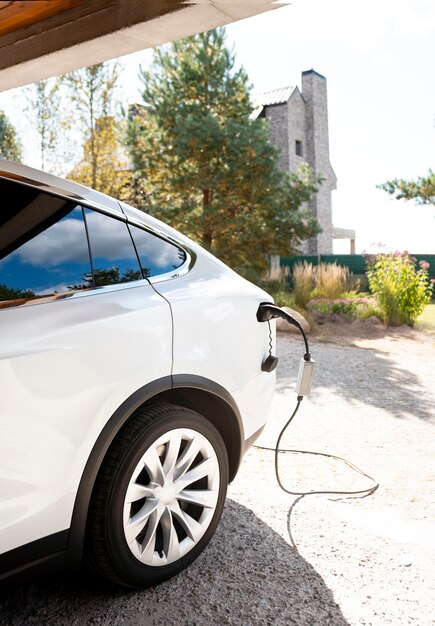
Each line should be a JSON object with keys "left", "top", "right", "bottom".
{"left": 1, "top": 327, "right": 434, "bottom": 625}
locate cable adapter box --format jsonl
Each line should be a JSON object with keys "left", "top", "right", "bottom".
{"left": 295, "top": 358, "right": 315, "bottom": 396}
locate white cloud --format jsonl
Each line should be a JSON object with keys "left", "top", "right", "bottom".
{"left": 13, "top": 214, "right": 89, "bottom": 266}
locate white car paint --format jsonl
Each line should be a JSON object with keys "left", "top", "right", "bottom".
{"left": 0, "top": 282, "right": 173, "bottom": 552}
{"left": 0, "top": 161, "right": 276, "bottom": 574}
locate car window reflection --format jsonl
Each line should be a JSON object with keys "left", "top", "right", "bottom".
{"left": 0, "top": 177, "right": 187, "bottom": 309}
{"left": 0, "top": 205, "right": 91, "bottom": 303}
{"left": 129, "top": 223, "right": 186, "bottom": 278}
{"left": 83, "top": 209, "right": 143, "bottom": 286}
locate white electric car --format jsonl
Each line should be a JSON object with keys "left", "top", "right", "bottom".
{"left": 0, "top": 160, "right": 276, "bottom": 587}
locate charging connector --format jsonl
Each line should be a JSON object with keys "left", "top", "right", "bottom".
{"left": 254, "top": 301, "right": 379, "bottom": 500}
{"left": 257, "top": 301, "right": 314, "bottom": 395}
{"left": 257, "top": 302, "right": 311, "bottom": 363}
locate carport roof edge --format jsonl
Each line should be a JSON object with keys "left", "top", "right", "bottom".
{"left": 0, "top": 0, "right": 288, "bottom": 92}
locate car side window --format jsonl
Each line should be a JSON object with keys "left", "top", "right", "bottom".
{"left": 128, "top": 223, "right": 186, "bottom": 278}
{"left": 0, "top": 179, "right": 92, "bottom": 307}
{"left": 83, "top": 208, "right": 143, "bottom": 286}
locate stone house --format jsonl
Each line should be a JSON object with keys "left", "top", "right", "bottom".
{"left": 251, "top": 69, "right": 354, "bottom": 255}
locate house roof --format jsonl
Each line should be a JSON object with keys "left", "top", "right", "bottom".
{"left": 250, "top": 86, "right": 296, "bottom": 120}
{"left": 252, "top": 86, "right": 296, "bottom": 108}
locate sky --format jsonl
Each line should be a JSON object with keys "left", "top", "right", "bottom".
{"left": 0, "top": 0, "right": 434, "bottom": 254}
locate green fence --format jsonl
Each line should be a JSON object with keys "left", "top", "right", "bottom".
{"left": 280, "top": 254, "right": 435, "bottom": 280}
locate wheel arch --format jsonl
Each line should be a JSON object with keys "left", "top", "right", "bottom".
{"left": 155, "top": 375, "right": 244, "bottom": 483}
{"left": 67, "top": 375, "right": 244, "bottom": 565}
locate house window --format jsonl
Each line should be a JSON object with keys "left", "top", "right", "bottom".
{"left": 295, "top": 140, "right": 303, "bottom": 157}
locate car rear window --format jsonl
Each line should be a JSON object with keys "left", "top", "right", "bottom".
{"left": 129, "top": 223, "right": 186, "bottom": 278}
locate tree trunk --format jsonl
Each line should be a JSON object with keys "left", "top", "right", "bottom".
{"left": 202, "top": 188, "right": 212, "bottom": 250}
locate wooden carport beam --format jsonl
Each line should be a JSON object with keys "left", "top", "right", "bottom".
{"left": 0, "top": 0, "right": 284, "bottom": 92}
{"left": 0, "top": 1, "right": 84, "bottom": 38}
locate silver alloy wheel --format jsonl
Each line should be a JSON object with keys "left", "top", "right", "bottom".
{"left": 122, "top": 427, "right": 220, "bottom": 566}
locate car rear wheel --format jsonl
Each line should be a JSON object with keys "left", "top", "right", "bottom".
{"left": 85, "top": 402, "right": 228, "bottom": 587}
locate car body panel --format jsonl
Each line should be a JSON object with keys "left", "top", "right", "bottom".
{"left": 0, "top": 161, "right": 276, "bottom": 576}
{"left": 121, "top": 201, "right": 275, "bottom": 440}
{"left": 152, "top": 262, "right": 275, "bottom": 439}
{"left": 0, "top": 282, "right": 173, "bottom": 553}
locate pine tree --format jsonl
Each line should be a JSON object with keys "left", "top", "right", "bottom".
{"left": 379, "top": 170, "right": 435, "bottom": 207}
{"left": 127, "top": 29, "right": 320, "bottom": 273}
{"left": 0, "top": 110, "right": 22, "bottom": 162}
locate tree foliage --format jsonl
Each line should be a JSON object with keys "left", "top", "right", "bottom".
{"left": 24, "top": 79, "right": 61, "bottom": 172}
{"left": 379, "top": 170, "right": 435, "bottom": 206}
{"left": 127, "top": 29, "right": 320, "bottom": 273}
{"left": 0, "top": 110, "right": 22, "bottom": 162}
{"left": 366, "top": 252, "right": 433, "bottom": 326}
{"left": 68, "top": 115, "right": 130, "bottom": 197}
{"left": 65, "top": 63, "right": 130, "bottom": 196}
{"left": 0, "top": 284, "right": 33, "bottom": 301}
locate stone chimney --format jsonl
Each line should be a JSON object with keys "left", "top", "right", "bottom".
{"left": 301, "top": 70, "right": 336, "bottom": 255}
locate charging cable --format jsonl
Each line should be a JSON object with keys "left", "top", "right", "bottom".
{"left": 256, "top": 303, "right": 379, "bottom": 499}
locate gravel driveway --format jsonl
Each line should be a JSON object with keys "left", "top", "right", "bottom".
{"left": 1, "top": 328, "right": 434, "bottom": 625}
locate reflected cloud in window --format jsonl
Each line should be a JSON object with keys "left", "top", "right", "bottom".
{"left": 0, "top": 206, "right": 91, "bottom": 300}
{"left": 129, "top": 224, "right": 186, "bottom": 278}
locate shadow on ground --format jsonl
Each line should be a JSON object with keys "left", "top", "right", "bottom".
{"left": 276, "top": 332, "right": 434, "bottom": 422}
{"left": 0, "top": 499, "right": 348, "bottom": 626}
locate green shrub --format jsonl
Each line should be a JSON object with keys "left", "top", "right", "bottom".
{"left": 256, "top": 270, "right": 295, "bottom": 309}
{"left": 366, "top": 252, "right": 433, "bottom": 326}
{"left": 264, "top": 284, "right": 294, "bottom": 308}
{"left": 340, "top": 290, "right": 369, "bottom": 299}
{"left": 354, "top": 301, "right": 380, "bottom": 320}
{"left": 308, "top": 296, "right": 378, "bottom": 320}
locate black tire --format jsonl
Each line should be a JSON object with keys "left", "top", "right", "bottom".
{"left": 85, "top": 402, "right": 229, "bottom": 588}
